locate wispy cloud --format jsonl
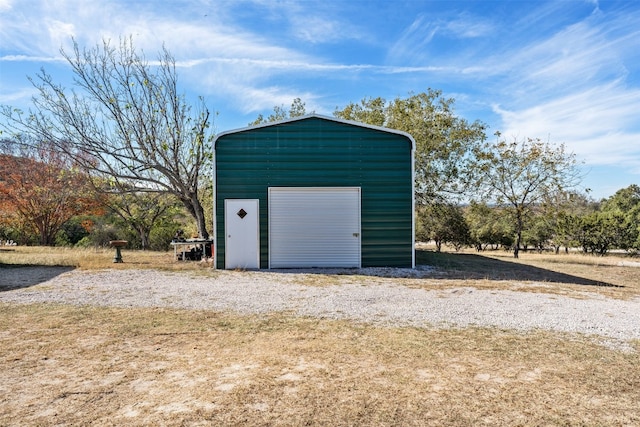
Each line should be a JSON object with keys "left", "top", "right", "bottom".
{"left": 289, "top": 15, "right": 359, "bottom": 44}
{"left": 493, "top": 10, "right": 637, "bottom": 95}
{"left": 0, "top": 55, "right": 62, "bottom": 63}
{"left": 441, "top": 12, "right": 493, "bottom": 39}
{"left": 386, "top": 15, "right": 438, "bottom": 65}
{"left": 0, "top": 0, "right": 307, "bottom": 62}
{"left": 495, "top": 81, "right": 640, "bottom": 169}
{"left": 223, "top": 83, "right": 320, "bottom": 117}
{"left": 473, "top": 3, "right": 640, "bottom": 175}
{"left": 0, "top": 87, "right": 37, "bottom": 105}
{"left": 175, "top": 56, "right": 450, "bottom": 74}
{"left": 387, "top": 11, "right": 494, "bottom": 66}
{"left": 230, "top": 0, "right": 369, "bottom": 45}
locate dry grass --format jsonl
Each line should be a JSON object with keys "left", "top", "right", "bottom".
{"left": 2, "top": 245, "right": 640, "bottom": 425}
{"left": 1, "top": 304, "right": 638, "bottom": 426}
{"left": 0, "top": 245, "right": 213, "bottom": 272}
{"left": 415, "top": 246, "right": 640, "bottom": 300}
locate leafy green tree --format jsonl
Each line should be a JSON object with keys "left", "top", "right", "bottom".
{"left": 334, "top": 97, "right": 386, "bottom": 127}
{"left": 598, "top": 185, "right": 640, "bottom": 251}
{"left": 1, "top": 37, "right": 214, "bottom": 239}
{"left": 540, "top": 191, "right": 596, "bottom": 253}
{"left": 73, "top": 215, "right": 120, "bottom": 249}
{"left": 103, "top": 186, "right": 183, "bottom": 250}
{"left": 578, "top": 210, "right": 628, "bottom": 255}
{"left": 56, "top": 216, "right": 93, "bottom": 246}
{"left": 465, "top": 202, "right": 514, "bottom": 251}
{"left": 249, "top": 98, "right": 307, "bottom": 126}
{"left": 554, "top": 211, "right": 588, "bottom": 254}
{"left": 521, "top": 211, "right": 553, "bottom": 252}
{"left": 602, "top": 185, "right": 640, "bottom": 212}
{"left": 416, "top": 203, "right": 470, "bottom": 252}
{"left": 335, "top": 90, "right": 487, "bottom": 205}
{"left": 472, "top": 135, "right": 580, "bottom": 258}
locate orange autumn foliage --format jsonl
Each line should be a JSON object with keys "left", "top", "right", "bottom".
{"left": 0, "top": 149, "right": 104, "bottom": 245}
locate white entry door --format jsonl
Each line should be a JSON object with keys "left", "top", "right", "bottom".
{"left": 225, "top": 199, "right": 260, "bottom": 269}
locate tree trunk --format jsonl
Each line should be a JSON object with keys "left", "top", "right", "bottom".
{"left": 194, "top": 205, "right": 209, "bottom": 240}
{"left": 137, "top": 226, "right": 150, "bottom": 250}
{"left": 514, "top": 213, "right": 523, "bottom": 259}
{"left": 179, "top": 192, "right": 210, "bottom": 240}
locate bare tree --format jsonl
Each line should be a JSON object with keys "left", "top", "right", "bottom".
{"left": 1, "top": 37, "right": 213, "bottom": 238}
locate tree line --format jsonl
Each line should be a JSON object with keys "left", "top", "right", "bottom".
{"left": 418, "top": 186, "right": 640, "bottom": 255}
{"left": 0, "top": 139, "right": 198, "bottom": 249}
{"left": 1, "top": 142, "right": 636, "bottom": 256}
{"left": 1, "top": 37, "right": 636, "bottom": 256}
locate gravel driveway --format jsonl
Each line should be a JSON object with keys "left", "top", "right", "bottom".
{"left": 2, "top": 267, "right": 639, "bottom": 350}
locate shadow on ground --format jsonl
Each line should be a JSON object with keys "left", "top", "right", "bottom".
{"left": 0, "top": 264, "right": 75, "bottom": 291}
{"left": 416, "top": 250, "right": 620, "bottom": 287}
{"left": 266, "top": 250, "right": 620, "bottom": 288}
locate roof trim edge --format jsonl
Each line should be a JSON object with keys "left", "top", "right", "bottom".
{"left": 213, "top": 113, "right": 416, "bottom": 150}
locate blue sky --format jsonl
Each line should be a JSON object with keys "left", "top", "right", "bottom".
{"left": 1, "top": 0, "right": 639, "bottom": 200}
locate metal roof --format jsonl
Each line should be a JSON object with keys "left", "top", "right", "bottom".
{"left": 213, "top": 113, "right": 416, "bottom": 151}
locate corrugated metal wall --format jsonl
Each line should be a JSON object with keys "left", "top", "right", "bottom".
{"left": 214, "top": 116, "right": 414, "bottom": 268}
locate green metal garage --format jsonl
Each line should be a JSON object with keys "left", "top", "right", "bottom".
{"left": 213, "top": 114, "right": 415, "bottom": 269}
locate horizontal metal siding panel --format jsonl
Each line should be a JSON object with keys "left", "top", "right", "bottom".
{"left": 216, "top": 117, "right": 413, "bottom": 268}
{"left": 269, "top": 188, "right": 361, "bottom": 268}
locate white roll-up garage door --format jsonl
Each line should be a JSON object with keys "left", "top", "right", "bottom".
{"left": 269, "top": 187, "right": 361, "bottom": 268}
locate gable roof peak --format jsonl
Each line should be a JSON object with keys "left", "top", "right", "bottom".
{"left": 214, "top": 113, "right": 415, "bottom": 150}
